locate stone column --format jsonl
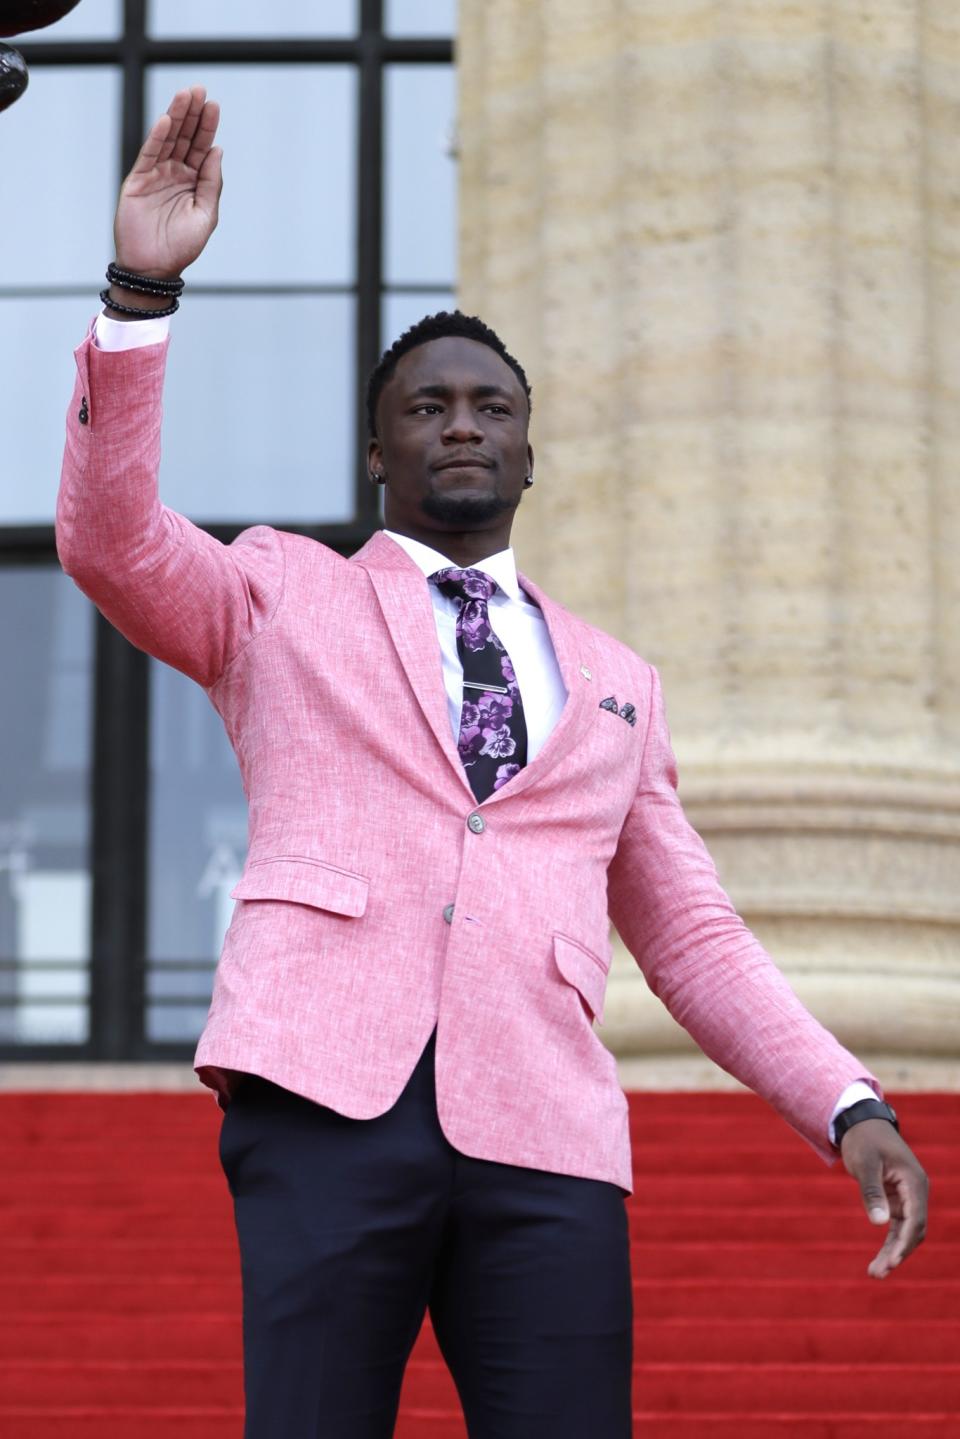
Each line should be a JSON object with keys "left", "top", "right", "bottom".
{"left": 458, "top": 0, "right": 960, "bottom": 1088}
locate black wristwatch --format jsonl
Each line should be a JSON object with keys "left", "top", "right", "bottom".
{"left": 833, "top": 1098, "right": 899, "bottom": 1149}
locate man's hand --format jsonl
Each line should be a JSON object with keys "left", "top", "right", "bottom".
{"left": 841, "top": 1118, "right": 928, "bottom": 1278}
{"left": 113, "top": 84, "right": 222, "bottom": 282}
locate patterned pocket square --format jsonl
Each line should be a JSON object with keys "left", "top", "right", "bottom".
{"left": 599, "top": 696, "right": 637, "bottom": 727}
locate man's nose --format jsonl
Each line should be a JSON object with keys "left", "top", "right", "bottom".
{"left": 441, "top": 404, "right": 483, "bottom": 442}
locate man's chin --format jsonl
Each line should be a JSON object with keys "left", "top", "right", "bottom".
{"left": 420, "top": 491, "right": 516, "bottom": 526}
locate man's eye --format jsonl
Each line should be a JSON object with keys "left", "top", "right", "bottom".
{"left": 413, "top": 404, "right": 442, "bottom": 414}
{"left": 485, "top": 405, "right": 509, "bottom": 415}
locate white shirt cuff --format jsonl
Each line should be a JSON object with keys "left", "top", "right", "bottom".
{"left": 93, "top": 311, "right": 172, "bottom": 352}
{"left": 829, "top": 1080, "right": 882, "bottom": 1145}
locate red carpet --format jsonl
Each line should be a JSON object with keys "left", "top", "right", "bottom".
{"left": 0, "top": 1090, "right": 956, "bottom": 1436}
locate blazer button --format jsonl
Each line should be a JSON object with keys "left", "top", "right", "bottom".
{"left": 78, "top": 397, "right": 89, "bottom": 425}
{"left": 443, "top": 903, "right": 454, "bottom": 924}
{"left": 467, "top": 813, "right": 485, "bottom": 834}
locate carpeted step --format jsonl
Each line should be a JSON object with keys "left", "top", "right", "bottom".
{"left": 4, "top": 1407, "right": 957, "bottom": 1439}
{"left": 2, "top": 1312, "right": 956, "bottom": 1367}
{"left": 633, "top": 1362, "right": 960, "bottom": 1412}
{"left": 0, "top": 1276, "right": 241, "bottom": 1315}
{"left": 5, "top": 1202, "right": 958, "bottom": 1247}
{"left": 0, "top": 1409, "right": 247, "bottom": 1439}
{"left": 0, "top": 1315, "right": 242, "bottom": 1363}
{"left": 636, "top": 1276, "right": 960, "bottom": 1321}
{"left": 629, "top": 1415, "right": 960, "bottom": 1438}
{"left": 5, "top": 1167, "right": 955, "bottom": 1209}
{"left": 9, "top": 1357, "right": 953, "bottom": 1414}
{"left": 632, "top": 1317, "right": 960, "bottom": 1364}
{"left": 0, "top": 1226, "right": 952, "bottom": 1281}
{"left": 629, "top": 1241, "right": 956, "bottom": 1282}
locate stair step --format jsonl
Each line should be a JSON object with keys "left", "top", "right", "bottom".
{"left": 636, "top": 1277, "right": 960, "bottom": 1321}
{"left": 6, "top": 1171, "right": 958, "bottom": 1216}
{"left": 3, "top": 1204, "right": 954, "bottom": 1246}
{"left": 0, "top": 1278, "right": 241, "bottom": 1315}
{"left": 630, "top": 1415, "right": 960, "bottom": 1438}
{"left": 3, "top": 1409, "right": 957, "bottom": 1439}
{"left": 0, "top": 1412, "right": 247, "bottom": 1439}
{"left": 0, "top": 1414, "right": 465, "bottom": 1439}
{"left": 629, "top": 1241, "right": 954, "bottom": 1282}
{"left": 0, "top": 1314, "right": 955, "bottom": 1365}
{"left": 632, "top": 1364, "right": 960, "bottom": 1412}
{"left": 5, "top": 1358, "right": 952, "bottom": 1413}
{"left": 632, "top": 1318, "right": 960, "bottom": 1364}
{"left": 0, "top": 1234, "right": 950, "bottom": 1279}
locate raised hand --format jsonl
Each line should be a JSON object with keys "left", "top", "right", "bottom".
{"left": 841, "top": 1119, "right": 929, "bottom": 1278}
{"left": 113, "top": 85, "right": 222, "bottom": 282}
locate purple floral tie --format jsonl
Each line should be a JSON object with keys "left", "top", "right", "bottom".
{"left": 430, "top": 568, "right": 528, "bottom": 802}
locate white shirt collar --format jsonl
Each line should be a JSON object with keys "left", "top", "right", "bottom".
{"left": 382, "top": 529, "right": 522, "bottom": 602}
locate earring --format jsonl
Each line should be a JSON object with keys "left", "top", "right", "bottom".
{"left": 523, "top": 475, "right": 534, "bottom": 488}
{"left": 369, "top": 471, "right": 386, "bottom": 485}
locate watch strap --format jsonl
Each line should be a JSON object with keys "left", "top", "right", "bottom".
{"left": 833, "top": 1098, "right": 899, "bottom": 1148}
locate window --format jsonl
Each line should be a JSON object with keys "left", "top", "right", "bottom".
{"left": 0, "top": 0, "right": 455, "bottom": 1057}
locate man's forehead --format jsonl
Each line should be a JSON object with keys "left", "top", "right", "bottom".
{"left": 390, "top": 336, "right": 522, "bottom": 395}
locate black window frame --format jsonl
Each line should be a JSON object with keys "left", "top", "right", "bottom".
{"left": 0, "top": 0, "right": 454, "bottom": 1061}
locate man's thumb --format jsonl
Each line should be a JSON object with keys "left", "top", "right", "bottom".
{"left": 859, "top": 1165, "right": 890, "bottom": 1224}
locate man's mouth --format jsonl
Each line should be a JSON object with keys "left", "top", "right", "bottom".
{"left": 433, "top": 457, "right": 494, "bottom": 472}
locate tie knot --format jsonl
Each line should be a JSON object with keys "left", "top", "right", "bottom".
{"left": 430, "top": 567, "right": 499, "bottom": 605}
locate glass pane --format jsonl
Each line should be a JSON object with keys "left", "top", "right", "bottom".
{"left": 384, "top": 65, "right": 456, "bottom": 286}
{"left": 147, "top": 64, "right": 356, "bottom": 285}
{"left": 147, "top": 660, "right": 247, "bottom": 1043}
{"left": 382, "top": 290, "right": 455, "bottom": 349}
{"left": 148, "top": 0, "right": 356, "bottom": 38}
{"left": 147, "top": 1003, "right": 216, "bottom": 1042}
{"left": 385, "top": 0, "right": 456, "bottom": 37}
{"left": 159, "top": 294, "right": 355, "bottom": 523}
{"left": 0, "top": 298, "right": 103, "bottom": 524}
{"left": 0, "top": 67, "right": 120, "bottom": 285}
{"left": 15, "top": 0, "right": 121, "bottom": 41}
{"left": 0, "top": 569, "right": 93, "bottom": 1045}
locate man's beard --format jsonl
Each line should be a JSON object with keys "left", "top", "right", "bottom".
{"left": 420, "top": 489, "right": 517, "bottom": 526}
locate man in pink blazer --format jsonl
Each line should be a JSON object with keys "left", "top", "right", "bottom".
{"left": 57, "top": 88, "right": 927, "bottom": 1438}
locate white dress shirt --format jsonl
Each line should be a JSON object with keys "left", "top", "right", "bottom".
{"left": 91, "top": 307, "right": 877, "bottom": 1141}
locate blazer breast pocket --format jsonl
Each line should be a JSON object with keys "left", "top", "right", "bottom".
{"left": 229, "top": 856, "right": 369, "bottom": 918}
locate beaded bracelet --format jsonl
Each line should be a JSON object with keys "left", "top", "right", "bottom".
{"left": 106, "top": 261, "right": 185, "bottom": 296}
{"left": 99, "top": 287, "right": 180, "bottom": 319}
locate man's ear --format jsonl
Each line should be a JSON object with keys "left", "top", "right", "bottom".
{"left": 367, "top": 437, "right": 383, "bottom": 477}
{"left": 527, "top": 441, "right": 535, "bottom": 475}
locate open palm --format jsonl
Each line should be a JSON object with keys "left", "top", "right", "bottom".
{"left": 114, "top": 85, "right": 222, "bottom": 280}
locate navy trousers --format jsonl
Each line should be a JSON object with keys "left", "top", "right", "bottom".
{"left": 218, "top": 1027, "right": 634, "bottom": 1438}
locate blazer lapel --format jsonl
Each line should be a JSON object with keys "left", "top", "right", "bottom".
{"left": 352, "top": 531, "right": 475, "bottom": 799}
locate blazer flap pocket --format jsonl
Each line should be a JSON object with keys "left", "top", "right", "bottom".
{"left": 230, "top": 857, "right": 369, "bottom": 918}
{"left": 552, "top": 933, "right": 610, "bottom": 1025}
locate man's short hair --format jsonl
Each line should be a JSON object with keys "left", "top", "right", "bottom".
{"left": 366, "top": 309, "right": 532, "bottom": 437}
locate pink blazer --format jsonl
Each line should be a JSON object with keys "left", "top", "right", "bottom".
{"left": 56, "top": 330, "right": 880, "bottom": 1192}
